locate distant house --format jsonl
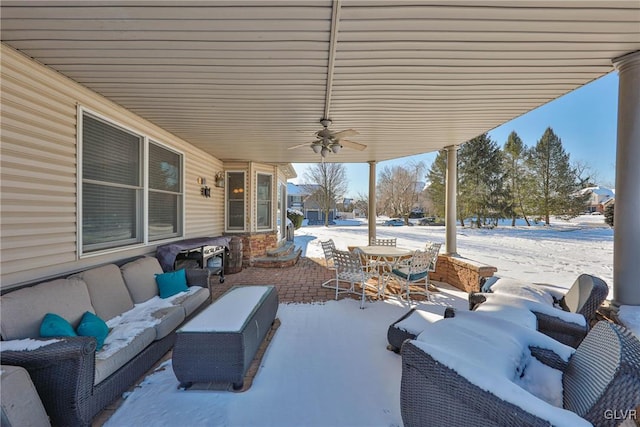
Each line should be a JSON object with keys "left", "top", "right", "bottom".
{"left": 579, "top": 186, "right": 615, "bottom": 213}
{"left": 286, "top": 183, "right": 337, "bottom": 224}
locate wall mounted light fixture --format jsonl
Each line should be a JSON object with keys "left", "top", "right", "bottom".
{"left": 197, "top": 177, "right": 211, "bottom": 198}
{"left": 214, "top": 171, "right": 225, "bottom": 188}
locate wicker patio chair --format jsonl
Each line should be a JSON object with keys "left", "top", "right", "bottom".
{"left": 469, "top": 274, "right": 609, "bottom": 347}
{"left": 332, "top": 249, "right": 375, "bottom": 309}
{"left": 401, "top": 321, "right": 640, "bottom": 427}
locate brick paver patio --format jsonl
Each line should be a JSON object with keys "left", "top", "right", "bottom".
{"left": 215, "top": 256, "right": 431, "bottom": 304}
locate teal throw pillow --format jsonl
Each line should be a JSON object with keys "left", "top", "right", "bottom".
{"left": 76, "top": 311, "right": 109, "bottom": 351}
{"left": 40, "top": 313, "right": 77, "bottom": 338}
{"left": 155, "top": 268, "right": 189, "bottom": 299}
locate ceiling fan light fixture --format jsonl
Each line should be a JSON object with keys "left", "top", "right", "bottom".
{"left": 320, "top": 146, "right": 330, "bottom": 158}
{"left": 330, "top": 143, "right": 341, "bottom": 154}
{"left": 310, "top": 142, "right": 322, "bottom": 154}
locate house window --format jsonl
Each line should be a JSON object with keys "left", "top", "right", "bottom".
{"left": 148, "top": 142, "right": 183, "bottom": 240}
{"left": 227, "top": 171, "right": 245, "bottom": 230}
{"left": 80, "top": 111, "right": 183, "bottom": 253}
{"left": 256, "top": 173, "right": 272, "bottom": 229}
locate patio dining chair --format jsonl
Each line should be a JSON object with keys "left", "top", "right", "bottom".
{"left": 391, "top": 244, "right": 441, "bottom": 302}
{"left": 370, "top": 237, "right": 397, "bottom": 247}
{"left": 332, "top": 249, "right": 376, "bottom": 309}
{"left": 320, "top": 239, "right": 340, "bottom": 291}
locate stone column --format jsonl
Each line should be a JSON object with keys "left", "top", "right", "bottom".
{"left": 368, "top": 160, "right": 377, "bottom": 244}
{"left": 612, "top": 51, "right": 640, "bottom": 306}
{"left": 445, "top": 145, "right": 459, "bottom": 255}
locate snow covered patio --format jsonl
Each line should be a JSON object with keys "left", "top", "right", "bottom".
{"left": 99, "top": 284, "right": 471, "bottom": 427}
{"left": 94, "top": 217, "right": 640, "bottom": 426}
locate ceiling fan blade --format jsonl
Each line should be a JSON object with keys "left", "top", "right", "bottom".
{"left": 340, "top": 139, "right": 367, "bottom": 151}
{"left": 288, "top": 142, "right": 312, "bottom": 150}
{"left": 331, "top": 129, "right": 359, "bottom": 140}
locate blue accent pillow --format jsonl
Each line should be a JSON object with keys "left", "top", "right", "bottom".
{"left": 155, "top": 268, "right": 189, "bottom": 299}
{"left": 76, "top": 311, "right": 109, "bottom": 351}
{"left": 40, "top": 313, "right": 77, "bottom": 338}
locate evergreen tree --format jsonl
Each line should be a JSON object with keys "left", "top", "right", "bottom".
{"left": 502, "top": 131, "right": 532, "bottom": 226}
{"left": 605, "top": 203, "right": 614, "bottom": 227}
{"left": 526, "top": 127, "right": 586, "bottom": 225}
{"left": 458, "top": 133, "right": 505, "bottom": 227}
{"left": 427, "top": 150, "right": 447, "bottom": 218}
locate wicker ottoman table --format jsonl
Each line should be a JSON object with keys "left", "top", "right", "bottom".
{"left": 172, "top": 285, "right": 278, "bottom": 390}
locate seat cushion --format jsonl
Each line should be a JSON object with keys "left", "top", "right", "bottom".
{"left": 392, "top": 267, "right": 428, "bottom": 282}
{"left": 171, "top": 286, "right": 209, "bottom": 317}
{"left": 120, "top": 257, "right": 164, "bottom": 303}
{"left": 563, "top": 274, "right": 595, "bottom": 314}
{"left": 0, "top": 278, "right": 93, "bottom": 340}
{"left": 1, "top": 365, "right": 50, "bottom": 427}
{"left": 70, "top": 264, "right": 134, "bottom": 321}
{"left": 94, "top": 325, "right": 156, "bottom": 385}
{"left": 150, "top": 306, "right": 185, "bottom": 340}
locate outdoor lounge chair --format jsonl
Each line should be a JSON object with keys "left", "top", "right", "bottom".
{"left": 401, "top": 320, "right": 640, "bottom": 427}
{"left": 468, "top": 274, "right": 609, "bottom": 347}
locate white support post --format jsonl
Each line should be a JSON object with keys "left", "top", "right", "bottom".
{"left": 368, "top": 161, "right": 376, "bottom": 244}
{"left": 445, "top": 145, "right": 458, "bottom": 256}
{"left": 612, "top": 51, "right": 640, "bottom": 306}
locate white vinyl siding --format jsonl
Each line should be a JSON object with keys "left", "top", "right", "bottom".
{"left": 1, "top": 45, "right": 222, "bottom": 289}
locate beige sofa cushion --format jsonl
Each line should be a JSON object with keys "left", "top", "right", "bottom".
{"left": 151, "top": 306, "right": 185, "bottom": 340}
{"left": 172, "top": 287, "right": 209, "bottom": 317}
{"left": 120, "top": 257, "right": 163, "bottom": 304}
{"left": 0, "top": 278, "right": 93, "bottom": 341}
{"left": 94, "top": 326, "right": 156, "bottom": 385}
{"left": 1, "top": 365, "right": 50, "bottom": 427}
{"left": 71, "top": 264, "right": 134, "bottom": 321}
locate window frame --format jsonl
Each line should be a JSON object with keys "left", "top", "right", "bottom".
{"left": 256, "top": 172, "right": 273, "bottom": 230}
{"left": 225, "top": 170, "right": 247, "bottom": 232}
{"left": 77, "top": 106, "right": 185, "bottom": 257}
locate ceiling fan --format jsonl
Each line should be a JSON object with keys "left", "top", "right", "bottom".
{"left": 289, "top": 118, "right": 367, "bottom": 158}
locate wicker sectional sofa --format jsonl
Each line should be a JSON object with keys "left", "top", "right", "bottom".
{"left": 0, "top": 256, "right": 210, "bottom": 427}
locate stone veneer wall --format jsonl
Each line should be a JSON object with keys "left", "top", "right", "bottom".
{"left": 430, "top": 255, "right": 497, "bottom": 293}
{"left": 230, "top": 232, "right": 278, "bottom": 266}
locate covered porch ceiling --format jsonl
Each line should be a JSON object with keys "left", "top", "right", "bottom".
{"left": 2, "top": 1, "right": 639, "bottom": 165}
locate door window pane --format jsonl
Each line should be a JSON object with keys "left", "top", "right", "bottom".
{"left": 227, "top": 172, "right": 245, "bottom": 230}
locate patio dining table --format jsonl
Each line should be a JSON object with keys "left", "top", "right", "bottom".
{"left": 353, "top": 245, "right": 413, "bottom": 298}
